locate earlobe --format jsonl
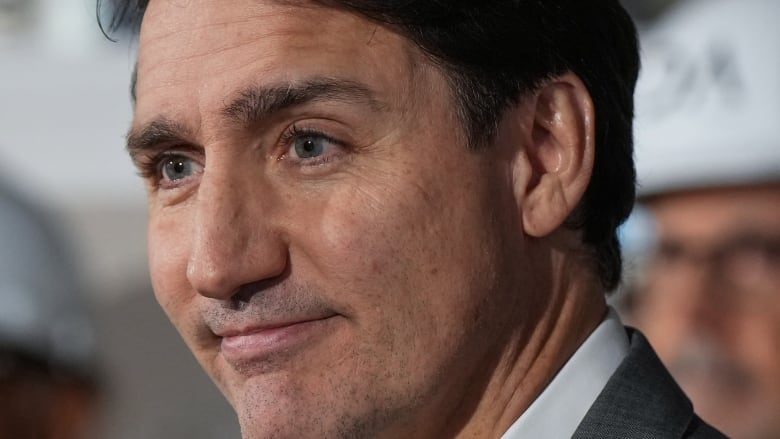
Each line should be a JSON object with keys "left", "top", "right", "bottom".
{"left": 519, "top": 72, "right": 595, "bottom": 238}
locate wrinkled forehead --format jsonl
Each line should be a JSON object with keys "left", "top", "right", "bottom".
{"left": 133, "top": 0, "right": 424, "bottom": 123}
{"left": 140, "top": 0, "right": 319, "bottom": 36}
{"left": 649, "top": 183, "right": 780, "bottom": 242}
{"left": 137, "top": 0, "right": 378, "bottom": 68}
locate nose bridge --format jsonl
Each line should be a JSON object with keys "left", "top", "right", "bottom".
{"left": 186, "top": 162, "right": 285, "bottom": 299}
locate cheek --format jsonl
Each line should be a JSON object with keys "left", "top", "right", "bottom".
{"left": 147, "top": 213, "right": 193, "bottom": 323}
{"left": 629, "top": 288, "right": 687, "bottom": 358}
{"left": 732, "top": 312, "right": 780, "bottom": 380}
{"left": 315, "top": 176, "right": 446, "bottom": 288}
{"left": 297, "top": 166, "right": 496, "bottom": 341}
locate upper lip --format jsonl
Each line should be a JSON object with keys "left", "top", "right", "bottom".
{"left": 212, "top": 315, "right": 337, "bottom": 338}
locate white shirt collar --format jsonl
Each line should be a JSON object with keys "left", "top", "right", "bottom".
{"left": 501, "top": 307, "right": 630, "bottom": 439}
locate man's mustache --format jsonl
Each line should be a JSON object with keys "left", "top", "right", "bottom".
{"left": 199, "top": 280, "right": 338, "bottom": 334}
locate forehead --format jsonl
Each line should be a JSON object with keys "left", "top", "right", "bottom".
{"left": 139, "top": 0, "right": 380, "bottom": 60}
{"left": 649, "top": 184, "right": 780, "bottom": 241}
{"left": 135, "top": 0, "right": 419, "bottom": 122}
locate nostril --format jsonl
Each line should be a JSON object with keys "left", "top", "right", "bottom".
{"left": 230, "top": 284, "right": 261, "bottom": 307}
{"left": 186, "top": 239, "right": 291, "bottom": 301}
{"left": 226, "top": 274, "right": 289, "bottom": 310}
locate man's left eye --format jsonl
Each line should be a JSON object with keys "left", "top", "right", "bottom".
{"left": 292, "top": 135, "right": 332, "bottom": 159}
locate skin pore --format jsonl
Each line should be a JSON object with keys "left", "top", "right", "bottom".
{"left": 131, "top": 0, "right": 606, "bottom": 437}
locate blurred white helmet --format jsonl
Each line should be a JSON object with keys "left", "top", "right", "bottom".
{"left": 634, "top": 0, "right": 780, "bottom": 197}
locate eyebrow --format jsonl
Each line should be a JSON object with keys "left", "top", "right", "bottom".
{"left": 126, "top": 77, "right": 383, "bottom": 155}
{"left": 126, "top": 117, "right": 191, "bottom": 156}
{"left": 222, "top": 78, "right": 383, "bottom": 127}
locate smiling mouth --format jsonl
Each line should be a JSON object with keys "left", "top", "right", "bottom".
{"left": 217, "top": 315, "right": 340, "bottom": 367}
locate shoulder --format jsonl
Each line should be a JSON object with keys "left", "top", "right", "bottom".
{"left": 573, "top": 328, "right": 727, "bottom": 439}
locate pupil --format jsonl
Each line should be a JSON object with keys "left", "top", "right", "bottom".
{"left": 294, "top": 136, "right": 324, "bottom": 158}
{"left": 174, "top": 161, "right": 185, "bottom": 173}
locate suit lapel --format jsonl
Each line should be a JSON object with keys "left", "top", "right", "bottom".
{"left": 572, "top": 329, "right": 695, "bottom": 439}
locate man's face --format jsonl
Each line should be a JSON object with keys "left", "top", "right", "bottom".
{"left": 632, "top": 184, "right": 780, "bottom": 438}
{"left": 131, "top": 1, "right": 534, "bottom": 437}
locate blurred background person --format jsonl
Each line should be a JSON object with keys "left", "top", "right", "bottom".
{"left": 620, "top": 0, "right": 780, "bottom": 438}
{"left": 0, "top": 180, "right": 100, "bottom": 439}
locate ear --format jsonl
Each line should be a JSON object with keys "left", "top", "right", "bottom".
{"left": 513, "top": 72, "right": 595, "bottom": 238}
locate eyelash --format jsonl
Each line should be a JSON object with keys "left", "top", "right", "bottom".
{"left": 278, "top": 124, "right": 346, "bottom": 165}
{"left": 134, "top": 152, "right": 164, "bottom": 180}
{"left": 135, "top": 149, "right": 197, "bottom": 181}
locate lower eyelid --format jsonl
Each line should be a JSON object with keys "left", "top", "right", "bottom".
{"left": 284, "top": 147, "right": 349, "bottom": 171}
{"left": 159, "top": 174, "right": 194, "bottom": 189}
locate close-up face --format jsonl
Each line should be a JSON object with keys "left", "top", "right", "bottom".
{"left": 632, "top": 184, "right": 780, "bottom": 438}
{"left": 131, "top": 0, "right": 536, "bottom": 437}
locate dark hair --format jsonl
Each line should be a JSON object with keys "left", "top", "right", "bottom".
{"left": 99, "top": 0, "right": 639, "bottom": 291}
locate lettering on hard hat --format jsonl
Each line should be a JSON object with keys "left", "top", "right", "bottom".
{"left": 707, "top": 43, "right": 744, "bottom": 104}
{"left": 637, "top": 38, "right": 744, "bottom": 121}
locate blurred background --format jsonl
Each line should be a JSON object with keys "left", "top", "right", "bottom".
{"left": 1, "top": 0, "right": 776, "bottom": 438}
{"left": 1, "top": 0, "right": 239, "bottom": 437}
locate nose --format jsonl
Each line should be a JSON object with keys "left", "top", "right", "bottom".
{"left": 186, "top": 166, "right": 287, "bottom": 300}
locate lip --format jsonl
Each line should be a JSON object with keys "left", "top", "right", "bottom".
{"left": 217, "top": 315, "right": 338, "bottom": 365}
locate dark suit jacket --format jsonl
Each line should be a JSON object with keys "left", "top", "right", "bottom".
{"left": 572, "top": 329, "right": 727, "bottom": 438}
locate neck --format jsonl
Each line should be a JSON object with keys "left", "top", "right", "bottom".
{"left": 454, "top": 245, "right": 608, "bottom": 438}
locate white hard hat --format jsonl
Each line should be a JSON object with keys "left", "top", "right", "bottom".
{"left": 0, "top": 181, "right": 97, "bottom": 378}
{"left": 633, "top": 0, "right": 780, "bottom": 197}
